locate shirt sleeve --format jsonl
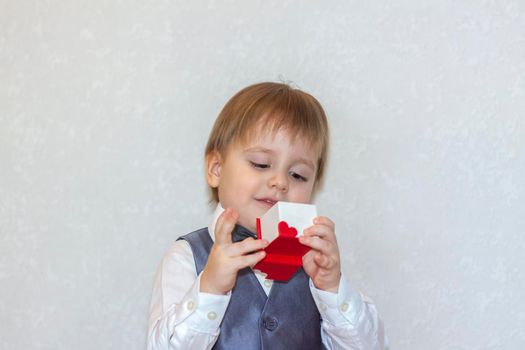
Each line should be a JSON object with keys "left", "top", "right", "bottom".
{"left": 309, "top": 274, "right": 388, "bottom": 350}
{"left": 146, "top": 240, "right": 231, "bottom": 350}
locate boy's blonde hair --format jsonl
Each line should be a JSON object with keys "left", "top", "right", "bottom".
{"left": 205, "top": 82, "right": 329, "bottom": 203}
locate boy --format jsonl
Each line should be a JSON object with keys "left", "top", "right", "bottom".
{"left": 147, "top": 82, "right": 386, "bottom": 349}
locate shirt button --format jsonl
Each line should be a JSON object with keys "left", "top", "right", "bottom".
{"left": 319, "top": 303, "right": 327, "bottom": 311}
{"left": 207, "top": 311, "right": 217, "bottom": 320}
{"left": 340, "top": 302, "right": 349, "bottom": 312}
{"left": 186, "top": 300, "right": 195, "bottom": 311}
{"left": 264, "top": 279, "right": 273, "bottom": 288}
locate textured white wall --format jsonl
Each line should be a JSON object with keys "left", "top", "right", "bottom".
{"left": 1, "top": 1, "right": 524, "bottom": 349}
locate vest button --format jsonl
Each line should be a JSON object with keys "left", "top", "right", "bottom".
{"left": 263, "top": 317, "right": 278, "bottom": 331}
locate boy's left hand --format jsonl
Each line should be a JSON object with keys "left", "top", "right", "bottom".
{"left": 299, "top": 216, "right": 341, "bottom": 293}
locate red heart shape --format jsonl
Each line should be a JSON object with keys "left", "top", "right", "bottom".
{"left": 278, "top": 221, "right": 298, "bottom": 238}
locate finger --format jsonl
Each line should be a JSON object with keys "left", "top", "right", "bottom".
{"left": 235, "top": 250, "right": 266, "bottom": 269}
{"left": 214, "top": 208, "right": 239, "bottom": 245}
{"left": 303, "top": 224, "right": 332, "bottom": 239}
{"left": 313, "top": 216, "right": 335, "bottom": 230}
{"left": 299, "top": 235, "right": 332, "bottom": 253}
{"left": 229, "top": 238, "right": 268, "bottom": 256}
{"left": 302, "top": 249, "right": 316, "bottom": 262}
{"left": 213, "top": 209, "right": 230, "bottom": 244}
{"left": 314, "top": 252, "right": 332, "bottom": 268}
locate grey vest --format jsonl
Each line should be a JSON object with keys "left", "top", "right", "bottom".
{"left": 179, "top": 228, "right": 323, "bottom": 350}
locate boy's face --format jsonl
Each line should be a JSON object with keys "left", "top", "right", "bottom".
{"left": 206, "top": 128, "right": 318, "bottom": 233}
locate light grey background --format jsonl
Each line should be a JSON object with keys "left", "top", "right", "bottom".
{"left": 1, "top": 1, "right": 524, "bottom": 349}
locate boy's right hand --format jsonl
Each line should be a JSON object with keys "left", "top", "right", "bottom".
{"left": 200, "top": 208, "right": 268, "bottom": 295}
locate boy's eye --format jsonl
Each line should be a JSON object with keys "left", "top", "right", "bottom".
{"left": 289, "top": 171, "right": 307, "bottom": 182}
{"left": 250, "top": 161, "right": 270, "bottom": 169}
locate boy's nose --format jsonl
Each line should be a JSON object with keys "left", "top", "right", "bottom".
{"left": 268, "top": 173, "right": 289, "bottom": 193}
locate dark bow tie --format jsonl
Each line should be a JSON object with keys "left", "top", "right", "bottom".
{"left": 231, "top": 224, "right": 258, "bottom": 243}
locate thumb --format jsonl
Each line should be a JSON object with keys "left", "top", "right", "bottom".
{"left": 214, "top": 208, "right": 239, "bottom": 245}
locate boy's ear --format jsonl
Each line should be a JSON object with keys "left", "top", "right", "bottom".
{"left": 205, "top": 151, "right": 222, "bottom": 188}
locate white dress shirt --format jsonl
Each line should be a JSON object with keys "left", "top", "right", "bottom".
{"left": 147, "top": 205, "right": 387, "bottom": 350}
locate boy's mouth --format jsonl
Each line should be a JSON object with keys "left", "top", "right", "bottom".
{"left": 255, "top": 198, "right": 278, "bottom": 208}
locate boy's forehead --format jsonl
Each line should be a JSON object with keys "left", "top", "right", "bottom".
{"left": 240, "top": 125, "right": 314, "bottom": 149}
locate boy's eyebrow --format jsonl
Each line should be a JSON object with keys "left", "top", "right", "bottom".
{"left": 243, "top": 147, "right": 316, "bottom": 171}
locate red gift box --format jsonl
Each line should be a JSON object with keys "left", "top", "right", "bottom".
{"left": 253, "top": 202, "right": 317, "bottom": 281}
{"left": 253, "top": 219, "right": 311, "bottom": 281}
